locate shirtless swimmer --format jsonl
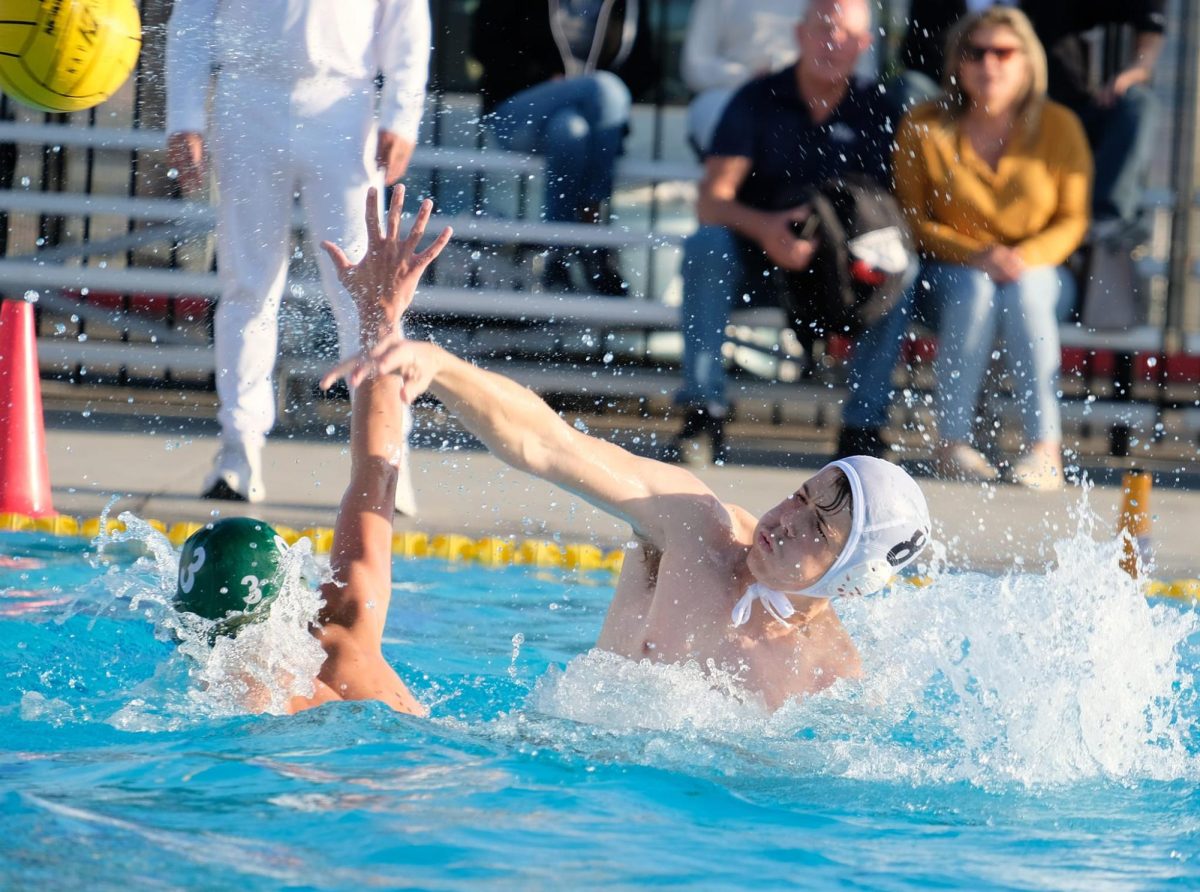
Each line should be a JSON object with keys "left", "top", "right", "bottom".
{"left": 312, "top": 191, "right": 932, "bottom": 713}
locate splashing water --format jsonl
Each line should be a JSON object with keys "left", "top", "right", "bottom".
{"left": 7, "top": 494, "right": 1198, "bottom": 790}
{"left": 2, "top": 495, "right": 1198, "bottom": 889}
{"left": 94, "top": 513, "right": 330, "bottom": 728}
{"left": 509, "top": 487, "right": 1198, "bottom": 789}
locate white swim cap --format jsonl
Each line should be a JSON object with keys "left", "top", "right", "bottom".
{"left": 731, "top": 456, "right": 932, "bottom": 627}
{"left": 801, "top": 455, "right": 931, "bottom": 598}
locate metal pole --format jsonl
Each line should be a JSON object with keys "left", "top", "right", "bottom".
{"left": 1164, "top": 0, "right": 1200, "bottom": 354}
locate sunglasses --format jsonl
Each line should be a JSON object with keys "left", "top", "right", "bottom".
{"left": 962, "top": 44, "right": 1021, "bottom": 63}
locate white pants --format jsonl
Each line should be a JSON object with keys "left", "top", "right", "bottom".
{"left": 209, "top": 80, "right": 380, "bottom": 449}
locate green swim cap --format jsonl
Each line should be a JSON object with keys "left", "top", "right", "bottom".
{"left": 175, "top": 517, "right": 287, "bottom": 636}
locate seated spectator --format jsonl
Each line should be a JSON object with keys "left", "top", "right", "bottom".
{"left": 894, "top": 8, "right": 1092, "bottom": 489}
{"left": 683, "top": 0, "right": 881, "bottom": 156}
{"left": 469, "top": 0, "right": 656, "bottom": 296}
{"left": 663, "top": 0, "right": 907, "bottom": 464}
{"left": 898, "top": 0, "right": 1013, "bottom": 109}
{"left": 1023, "top": 1, "right": 1164, "bottom": 230}
{"left": 682, "top": 0, "right": 804, "bottom": 156}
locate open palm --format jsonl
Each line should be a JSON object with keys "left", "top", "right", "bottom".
{"left": 321, "top": 185, "right": 453, "bottom": 334}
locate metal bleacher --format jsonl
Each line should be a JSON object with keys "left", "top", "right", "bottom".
{"left": 2, "top": 61, "right": 1198, "bottom": 455}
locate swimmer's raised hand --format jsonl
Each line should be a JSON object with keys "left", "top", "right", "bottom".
{"left": 320, "top": 336, "right": 443, "bottom": 403}
{"left": 321, "top": 185, "right": 453, "bottom": 342}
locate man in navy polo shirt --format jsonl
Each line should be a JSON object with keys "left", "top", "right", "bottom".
{"left": 663, "top": 0, "right": 907, "bottom": 464}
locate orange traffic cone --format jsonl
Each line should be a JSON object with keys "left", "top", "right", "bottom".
{"left": 1118, "top": 469, "right": 1151, "bottom": 578}
{"left": 0, "top": 299, "right": 54, "bottom": 516}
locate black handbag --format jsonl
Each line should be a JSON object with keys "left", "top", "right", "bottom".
{"left": 777, "top": 175, "right": 917, "bottom": 338}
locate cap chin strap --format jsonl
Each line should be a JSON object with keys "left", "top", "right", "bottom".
{"left": 732, "top": 583, "right": 803, "bottom": 628}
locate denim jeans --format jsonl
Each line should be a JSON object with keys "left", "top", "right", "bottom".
{"left": 840, "top": 283, "right": 922, "bottom": 429}
{"left": 677, "top": 224, "right": 917, "bottom": 424}
{"left": 677, "top": 226, "right": 754, "bottom": 410}
{"left": 1071, "top": 84, "right": 1158, "bottom": 224}
{"left": 487, "top": 72, "right": 631, "bottom": 223}
{"left": 930, "top": 262, "right": 1070, "bottom": 445}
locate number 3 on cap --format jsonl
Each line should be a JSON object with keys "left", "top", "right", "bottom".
{"left": 241, "top": 575, "right": 264, "bottom": 607}
{"left": 179, "top": 546, "right": 206, "bottom": 594}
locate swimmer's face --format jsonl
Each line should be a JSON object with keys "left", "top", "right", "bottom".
{"left": 748, "top": 466, "right": 852, "bottom": 592}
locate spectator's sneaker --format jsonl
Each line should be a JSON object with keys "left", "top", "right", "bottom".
{"left": 1010, "top": 451, "right": 1064, "bottom": 491}
{"left": 541, "top": 248, "right": 578, "bottom": 292}
{"left": 660, "top": 407, "right": 728, "bottom": 466}
{"left": 834, "top": 425, "right": 889, "bottom": 460}
{"left": 935, "top": 443, "right": 999, "bottom": 483}
{"left": 202, "top": 442, "right": 265, "bottom": 503}
{"left": 580, "top": 249, "right": 630, "bottom": 297}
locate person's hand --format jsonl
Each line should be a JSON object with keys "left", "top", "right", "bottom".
{"left": 375, "top": 130, "right": 415, "bottom": 184}
{"left": 167, "top": 131, "right": 206, "bottom": 194}
{"left": 320, "top": 334, "right": 442, "bottom": 403}
{"left": 1097, "top": 65, "right": 1151, "bottom": 107}
{"left": 321, "top": 185, "right": 453, "bottom": 342}
{"left": 972, "top": 245, "right": 1025, "bottom": 283}
{"left": 756, "top": 206, "right": 819, "bottom": 271}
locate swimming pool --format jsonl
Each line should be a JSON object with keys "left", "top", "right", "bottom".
{"left": 2, "top": 512, "right": 1198, "bottom": 890}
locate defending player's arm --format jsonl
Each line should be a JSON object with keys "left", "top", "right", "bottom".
{"left": 306, "top": 187, "right": 450, "bottom": 713}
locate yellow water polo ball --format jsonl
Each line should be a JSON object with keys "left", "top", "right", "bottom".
{"left": 0, "top": 0, "right": 141, "bottom": 113}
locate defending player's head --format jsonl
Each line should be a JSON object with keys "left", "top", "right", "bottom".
{"left": 174, "top": 517, "right": 288, "bottom": 637}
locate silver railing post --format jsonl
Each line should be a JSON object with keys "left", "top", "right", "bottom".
{"left": 1165, "top": 0, "right": 1200, "bottom": 352}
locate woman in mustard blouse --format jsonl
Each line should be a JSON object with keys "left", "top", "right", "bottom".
{"left": 893, "top": 7, "right": 1093, "bottom": 489}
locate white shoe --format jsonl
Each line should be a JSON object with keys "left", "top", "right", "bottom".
{"left": 936, "top": 443, "right": 999, "bottom": 482}
{"left": 202, "top": 441, "right": 265, "bottom": 503}
{"left": 1011, "top": 451, "right": 1064, "bottom": 491}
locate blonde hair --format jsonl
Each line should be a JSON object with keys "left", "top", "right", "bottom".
{"left": 941, "top": 7, "right": 1048, "bottom": 137}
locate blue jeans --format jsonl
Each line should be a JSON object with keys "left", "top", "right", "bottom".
{"left": 840, "top": 283, "right": 923, "bottom": 429}
{"left": 488, "top": 72, "right": 631, "bottom": 223}
{"left": 1072, "top": 85, "right": 1158, "bottom": 224}
{"left": 677, "top": 224, "right": 917, "bottom": 421}
{"left": 930, "top": 263, "right": 1070, "bottom": 445}
{"left": 676, "top": 226, "right": 753, "bottom": 410}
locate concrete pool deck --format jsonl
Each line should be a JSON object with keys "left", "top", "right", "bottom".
{"left": 34, "top": 413, "right": 1200, "bottom": 581}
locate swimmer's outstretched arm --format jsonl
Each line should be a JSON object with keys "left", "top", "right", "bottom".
{"left": 295, "top": 187, "right": 451, "bottom": 715}
{"left": 322, "top": 337, "right": 718, "bottom": 548}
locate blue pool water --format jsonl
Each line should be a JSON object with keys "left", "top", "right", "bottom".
{"left": 1, "top": 510, "right": 1198, "bottom": 890}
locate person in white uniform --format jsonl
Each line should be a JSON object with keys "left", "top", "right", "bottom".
{"left": 165, "top": 0, "right": 431, "bottom": 512}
